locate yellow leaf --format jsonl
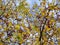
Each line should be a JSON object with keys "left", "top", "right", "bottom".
{"left": 50, "top": 19, "right": 55, "bottom": 22}
{"left": 0, "top": 42, "right": 4, "bottom": 45}
{"left": 8, "top": 22, "right": 12, "bottom": 27}
{"left": 45, "top": 25, "right": 51, "bottom": 31}
{"left": 25, "top": 28, "right": 30, "bottom": 34}
{"left": 50, "top": 41, "right": 54, "bottom": 45}
{"left": 17, "top": 33, "right": 23, "bottom": 44}
{"left": 4, "top": 27, "right": 7, "bottom": 31}
{"left": 44, "top": 42, "right": 47, "bottom": 45}
{"left": 15, "top": 24, "right": 20, "bottom": 30}
{"left": 0, "top": 25, "right": 2, "bottom": 29}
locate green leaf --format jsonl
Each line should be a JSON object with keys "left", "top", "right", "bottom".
{"left": 0, "top": 10, "right": 3, "bottom": 15}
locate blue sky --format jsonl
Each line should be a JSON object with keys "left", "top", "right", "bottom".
{"left": 2, "top": 0, "right": 53, "bottom": 8}
{"left": 26, "top": 0, "right": 40, "bottom": 8}
{"left": 26, "top": 0, "right": 53, "bottom": 8}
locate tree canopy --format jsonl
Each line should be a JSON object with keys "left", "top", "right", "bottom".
{"left": 0, "top": 0, "right": 60, "bottom": 45}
